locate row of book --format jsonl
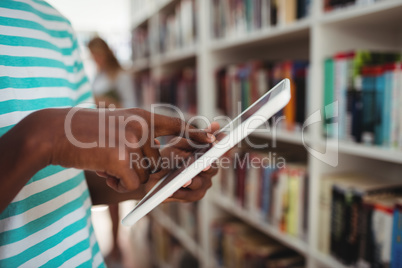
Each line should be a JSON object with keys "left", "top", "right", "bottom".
{"left": 212, "top": 219, "right": 305, "bottom": 267}
{"left": 157, "top": 68, "right": 197, "bottom": 114}
{"left": 216, "top": 60, "right": 308, "bottom": 130}
{"left": 149, "top": 219, "right": 199, "bottom": 268}
{"left": 132, "top": 26, "right": 149, "bottom": 61}
{"left": 133, "top": 68, "right": 197, "bottom": 115}
{"left": 159, "top": 202, "right": 199, "bottom": 242}
{"left": 323, "top": 50, "right": 402, "bottom": 148}
{"left": 324, "top": 0, "right": 380, "bottom": 12}
{"left": 216, "top": 150, "right": 309, "bottom": 240}
{"left": 211, "top": 0, "right": 311, "bottom": 39}
{"left": 159, "top": 0, "right": 197, "bottom": 54}
{"left": 319, "top": 173, "right": 402, "bottom": 267}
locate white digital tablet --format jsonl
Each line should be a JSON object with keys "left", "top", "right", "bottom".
{"left": 121, "top": 78, "right": 291, "bottom": 226}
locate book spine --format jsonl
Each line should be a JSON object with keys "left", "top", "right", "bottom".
{"left": 344, "top": 191, "right": 363, "bottom": 264}
{"left": 390, "top": 64, "right": 400, "bottom": 148}
{"left": 362, "top": 73, "right": 375, "bottom": 145}
{"left": 334, "top": 56, "right": 348, "bottom": 140}
{"left": 383, "top": 69, "right": 392, "bottom": 147}
{"left": 283, "top": 61, "right": 296, "bottom": 130}
{"left": 297, "top": 169, "right": 305, "bottom": 239}
{"left": 279, "top": 168, "right": 289, "bottom": 232}
{"left": 398, "top": 63, "right": 402, "bottom": 150}
{"left": 286, "top": 169, "right": 299, "bottom": 236}
{"left": 284, "top": 0, "right": 296, "bottom": 24}
{"left": 358, "top": 202, "right": 372, "bottom": 267}
{"left": 374, "top": 70, "right": 386, "bottom": 146}
{"left": 261, "top": 166, "right": 273, "bottom": 221}
{"left": 273, "top": 168, "right": 286, "bottom": 228}
{"left": 340, "top": 188, "right": 354, "bottom": 264}
{"left": 245, "top": 155, "right": 260, "bottom": 216}
{"left": 345, "top": 56, "right": 356, "bottom": 141}
{"left": 330, "top": 185, "right": 347, "bottom": 260}
{"left": 294, "top": 62, "right": 307, "bottom": 127}
{"left": 319, "top": 177, "right": 333, "bottom": 254}
{"left": 371, "top": 204, "right": 393, "bottom": 266}
{"left": 351, "top": 87, "right": 363, "bottom": 143}
{"left": 391, "top": 204, "right": 402, "bottom": 268}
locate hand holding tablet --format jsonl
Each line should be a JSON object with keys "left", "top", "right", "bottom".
{"left": 122, "top": 79, "right": 291, "bottom": 226}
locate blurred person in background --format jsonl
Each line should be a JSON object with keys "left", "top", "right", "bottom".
{"left": 88, "top": 37, "right": 136, "bottom": 109}
{"left": 88, "top": 37, "right": 135, "bottom": 266}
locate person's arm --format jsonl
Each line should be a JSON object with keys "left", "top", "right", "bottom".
{"left": 0, "top": 110, "right": 52, "bottom": 213}
{"left": 0, "top": 108, "right": 214, "bottom": 213}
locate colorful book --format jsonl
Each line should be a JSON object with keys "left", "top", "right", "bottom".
{"left": 391, "top": 200, "right": 402, "bottom": 268}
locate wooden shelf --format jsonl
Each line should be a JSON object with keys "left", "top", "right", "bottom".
{"left": 211, "top": 194, "right": 309, "bottom": 256}
{"left": 326, "top": 139, "right": 402, "bottom": 164}
{"left": 209, "top": 18, "right": 311, "bottom": 51}
{"left": 151, "top": 209, "right": 204, "bottom": 261}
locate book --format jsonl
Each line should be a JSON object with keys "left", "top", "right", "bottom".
{"left": 323, "top": 57, "right": 335, "bottom": 138}
{"left": 323, "top": 50, "right": 402, "bottom": 147}
{"left": 216, "top": 60, "right": 309, "bottom": 129}
{"left": 319, "top": 173, "right": 402, "bottom": 265}
{"left": 211, "top": 0, "right": 310, "bottom": 39}
{"left": 132, "top": 26, "right": 149, "bottom": 61}
{"left": 370, "top": 197, "right": 394, "bottom": 267}
{"left": 217, "top": 150, "right": 309, "bottom": 239}
{"left": 391, "top": 200, "right": 402, "bottom": 268}
{"left": 211, "top": 219, "right": 305, "bottom": 267}
{"left": 359, "top": 195, "right": 399, "bottom": 267}
{"left": 158, "top": 0, "right": 196, "bottom": 54}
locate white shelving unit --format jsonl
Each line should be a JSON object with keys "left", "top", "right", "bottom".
{"left": 151, "top": 209, "right": 205, "bottom": 262}
{"left": 151, "top": 45, "right": 197, "bottom": 68}
{"left": 209, "top": 18, "right": 311, "bottom": 51}
{"left": 211, "top": 195, "right": 309, "bottom": 255}
{"left": 129, "top": 1, "right": 402, "bottom": 267}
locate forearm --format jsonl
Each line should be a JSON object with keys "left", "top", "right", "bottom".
{"left": 85, "top": 171, "right": 145, "bottom": 205}
{"left": 0, "top": 111, "right": 51, "bottom": 213}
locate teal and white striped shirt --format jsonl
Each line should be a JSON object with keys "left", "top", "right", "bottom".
{"left": 0, "top": 0, "right": 105, "bottom": 267}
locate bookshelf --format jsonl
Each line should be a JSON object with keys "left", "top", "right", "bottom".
{"left": 151, "top": 208, "right": 205, "bottom": 262}
{"left": 211, "top": 194, "right": 309, "bottom": 255}
{"left": 129, "top": 0, "right": 402, "bottom": 267}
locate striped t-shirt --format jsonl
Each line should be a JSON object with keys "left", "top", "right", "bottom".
{"left": 0, "top": 0, "right": 105, "bottom": 267}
